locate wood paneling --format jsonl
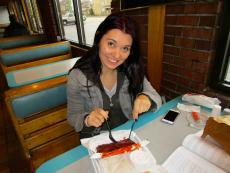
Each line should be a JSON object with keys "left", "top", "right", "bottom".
{"left": 0, "top": 0, "right": 9, "bottom": 6}
{"left": 147, "top": 5, "right": 165, "bottom": 92}
{"left": 20, "top": 108, "right": 67, "bottom": 135}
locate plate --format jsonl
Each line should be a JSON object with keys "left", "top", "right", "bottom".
{"left": 87, "top": 130, "right": 157, "bottom": 173}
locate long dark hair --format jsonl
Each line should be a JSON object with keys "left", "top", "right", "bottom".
{"left": 71, "top": 12, "right": 144, "bottom": 99}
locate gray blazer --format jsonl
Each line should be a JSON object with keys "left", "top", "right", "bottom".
{"left": 67, "top": 69, "right": 162, "bottom": 132}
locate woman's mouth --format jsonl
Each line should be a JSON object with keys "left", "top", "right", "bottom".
{"left": 108, "top": 57, "right": 119, "bottom": 64}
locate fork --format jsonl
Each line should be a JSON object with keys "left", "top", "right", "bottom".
{"left": 128, "top": 120, "right": 136, "bottom": 139}
{"left": 105, "top": 119, "right": 118, "bottom": 143}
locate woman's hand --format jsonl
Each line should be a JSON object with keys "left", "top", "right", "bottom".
{"left": 85, "top": 108, "right": 109, "bottom": 127}
{"left": 132, "top": 94, "right": 151, "bottom": 120}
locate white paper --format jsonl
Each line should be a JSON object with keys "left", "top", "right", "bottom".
{"left": 99, "top": 154, "right": 136, "bottom": 173}
{"left": 182, "top": 93, "right": 221, "bottom": 109}
{"left": 182, "top": 131, "right": 230, "bottom": 172}
{"left": 162, "top": 131, "right": 230, "bottom": 173}
{"left": 162, "top": 147, "right": 226, "bottom": 173}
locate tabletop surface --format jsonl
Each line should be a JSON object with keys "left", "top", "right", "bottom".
{"left": 36, "top": 97, "right": 200, "bottom": 173}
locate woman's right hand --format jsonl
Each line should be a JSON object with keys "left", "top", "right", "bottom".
{"left": 85, "top": 108, "right": 109, "bottom": 127}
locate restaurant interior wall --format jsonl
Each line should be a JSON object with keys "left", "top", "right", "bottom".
{"left": 111, "top": 0, "right": 230, "bottom": 108}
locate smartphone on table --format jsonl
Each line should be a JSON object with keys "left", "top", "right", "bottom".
{"left": 161, "top": 109, "right": 180, "bottom": 125}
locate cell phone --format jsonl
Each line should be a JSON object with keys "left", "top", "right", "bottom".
{"left": 161, "top": 109, "right": 180, "bottom": 125}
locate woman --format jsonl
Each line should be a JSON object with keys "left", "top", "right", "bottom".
{"left": 67, "top": 12, "right": 162, "bottom": 139}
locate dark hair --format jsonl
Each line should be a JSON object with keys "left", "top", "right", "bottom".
{"left": 72, "top": 12, "right": 144, "bottom": 99}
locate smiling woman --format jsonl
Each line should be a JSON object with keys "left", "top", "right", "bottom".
{"left": 66, "top": 12, "right": 162, "bottom": 139}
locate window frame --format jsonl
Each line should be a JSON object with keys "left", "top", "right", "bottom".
{"left": 23, "top": 0, "right": 43, "bottom": 33}
{"left": 72, "top": 0, "right": 86, "bottom": 45}
{"left": 210, "top": 0, "right": 230, "bottom": 95}
{"left": 53, "top": 0, "right": 87, "bottom": 45}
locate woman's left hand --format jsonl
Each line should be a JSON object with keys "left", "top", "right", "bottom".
{"left": 132, "top": 94, "right": 151, "bottom": 120}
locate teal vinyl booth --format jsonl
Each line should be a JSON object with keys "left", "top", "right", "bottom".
{"left": 0, "top": 41, "right": 71, "bottom": 66}
{"left": 4, "top": 76, "right": 80, "bottom": 171}
{"left": 12, "top": 83, "right": 67, "bottom": 118}
{"left": 0, "top": 40, "right": 72, "bottom": 96}
{"left": 0, "top": 34, "right": 48, "bottom": 50}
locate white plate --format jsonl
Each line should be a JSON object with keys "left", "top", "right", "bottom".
{"left": 87, "top": 130, "right": 158, "bottom": 173}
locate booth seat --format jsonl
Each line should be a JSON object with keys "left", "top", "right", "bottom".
{"left": 0, "top": 34, "right": 48, "bottom": 50}
{"left": 4, "top": 76, "right": 80, "bottom": 172}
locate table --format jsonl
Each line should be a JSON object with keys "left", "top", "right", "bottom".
{"left": 36, "top": 96, "right": 199, "bottom": 173}
{"left": 6, "top": 57, "right": 80, "bottom": 87}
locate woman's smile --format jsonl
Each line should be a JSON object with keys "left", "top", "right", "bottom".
{"left": 107, "top": 56, "right": 119, "bottom": 65}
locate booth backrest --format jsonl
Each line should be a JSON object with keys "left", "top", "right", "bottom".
{"left": 0, "top": 34, "right": 48, "bottom": 49}
{"left": 12, "top": 84, "right": 67, "bottom": 118}
{"left": 5, "top": 76, "right": 68, "bottom": 119}
{"left": 0, "top": 41, "right": 71, "bottom": 66}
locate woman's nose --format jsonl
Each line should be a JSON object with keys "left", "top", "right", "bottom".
{"left": 112, "top": 48, "right": 121, "bottom": 59}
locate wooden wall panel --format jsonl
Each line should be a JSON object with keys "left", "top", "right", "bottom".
{"left": 147, "top": 5, "right": 165, "bottom": 92}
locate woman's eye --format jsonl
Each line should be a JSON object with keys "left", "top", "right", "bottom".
{"left": 122, "top": 47, "right": 130, "bottom": 52}
{"left": 108, "top": 41, "right": 115, "bottom": 47}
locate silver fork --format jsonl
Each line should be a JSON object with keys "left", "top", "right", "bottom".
{"left": 105, "top": 119, "right": 118, "bottom": 143}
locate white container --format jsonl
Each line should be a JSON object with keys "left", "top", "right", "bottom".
{"left": 130, "top": 150, "right": 158, "bottom": 173}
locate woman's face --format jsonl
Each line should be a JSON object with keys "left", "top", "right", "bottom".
{"left": 99, "top": 29, "right": 133, "bottom": 71}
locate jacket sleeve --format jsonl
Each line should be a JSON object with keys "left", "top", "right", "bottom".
{"left": 141, "top": 77, "right": 162, "bottom": 112}
{"left": 67, "top": 70, "right": 90, "bottom": 132}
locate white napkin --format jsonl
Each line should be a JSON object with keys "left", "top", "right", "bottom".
{"left": 177, "top": 103, "right": 201, "bottom": 113}
{"left": 182, "top": 93, "right": 221, "bottom": 109}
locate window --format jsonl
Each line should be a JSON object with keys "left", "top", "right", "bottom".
{"left": 7, "top": 0, "right": 43, "bottom": 34}
{"left": 0, "top": 6, "right": 9, "bottom": 24}
{"left": 23, "top": 0, "right": 43, "bottom": 33}
{"left": 54, "top": 0, "right": 112, "bottom": 46}
{"left": 211, "top": 0, "right": 230, "bottom": 94}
